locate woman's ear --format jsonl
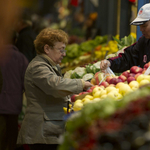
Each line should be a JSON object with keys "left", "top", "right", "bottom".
{"left": 44, "top": 44, "right": 50, "bottom": 54}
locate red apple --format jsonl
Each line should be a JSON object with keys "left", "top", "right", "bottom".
{"left": 86, "top": 88, "right": 93, "bottom": 93}
{"left": 144, "top": 62, "right": 150, "bottom": 69}
{"left": 122, "top": 70, "right": 130, "bottom": 78}
{"left": 135, "top": 73, "right": 142, "bottom": 80}
{"left": 109, "top": 77, "right": 122, "bottom": 85}
{"left": 127, "top": 76, "right": 136, "bottom": 84}
{"left": 130, "top": 66, "right": 143, "bottom": 74}
{"left": 100, "top": 81, "right": 109, "bottom": 88}
{"left": 128, "top": 73, "right": 136, "bottom": 77}
{"left": 106, "top": 76, "right": 113, "bottom": 83}
{"left": 94, "top": 72, "right": 100, "bottom": 85}
{"left": 71, "top": 94, "right": 78, "bottom": 102}
{"left": 109, "top": 78, "right": 116, "bottom": 84}
{"left": 118, "top": 75, "right": 127, "bottom": 82}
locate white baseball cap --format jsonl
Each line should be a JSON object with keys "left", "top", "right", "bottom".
{"left": 130, "top": 3, "right": 150, "bottom": 25}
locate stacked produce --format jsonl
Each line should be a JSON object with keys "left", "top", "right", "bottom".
{"left": 61, "top": 35, "right": 108, "bottom": 68}
{"left": 59, "top": 62, "right": 150, "bottom": 150}
{"left": 71, "top": 63, "right": 150, "bottom": 111}
{"left": 59, "top": 84, "right": 150, "bottom": 150}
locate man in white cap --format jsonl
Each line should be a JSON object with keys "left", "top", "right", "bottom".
{"left": 100, "top": 3, "right": 150, "bottom": 73}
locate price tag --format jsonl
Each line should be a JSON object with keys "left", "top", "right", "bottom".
{"left": 144, "top": 66, "right": 150, "bottom": 75}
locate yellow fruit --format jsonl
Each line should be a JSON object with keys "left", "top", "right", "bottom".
{"left": 129, "top": 80, "right": 139, "bottom": 91}
{"left": 100, "top": 89, "right": 107, "bottom": 97}
{"left": 118, "top": 83, "right": 131, "bottom": 96}
{"left": 105, "top": 86, "right": 119, "bottom": 93}
{"left": 74, "top": 99, "right": 82, "bottom": 104}
{"left": 73, "top": 102, "right": 83, "bottom": 111}
{"left": 93, "top": 91, "right": 101, "bottom": 98}
{"left": 139, "top": 79, "right": 150, "bottom": 87}
{"left": 84, "top": 95, "right": 94, "bottom": 100}
{"left": 107, "top": 90, "right": 122, "bottom": 100}
{"left": 100, "top": 94, "right": 107, "bottom": 99}
{"left": 144, "top": 75, "right": 150, "bottom": 82}
{"left": 92, "top": 98, "right": 101, "bottom": 102}
{"left": 83, "top": 99, "right": 91, "bottom": 105}
{"left": 116, "top": 82, "right": 125, "bottom": 89}
{"left": 63, "top": 107, "right": 70, "bottom": 114}
{"left": 136, "top": 74, "right": 146, "bottom": 83}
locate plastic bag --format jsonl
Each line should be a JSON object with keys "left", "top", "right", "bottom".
{"left": 98, "top": 67, "right": 115, "bottom": 85}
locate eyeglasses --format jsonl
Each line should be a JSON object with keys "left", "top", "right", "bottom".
{"left": 53, "top": 47, "right": 67, "bottom": 54}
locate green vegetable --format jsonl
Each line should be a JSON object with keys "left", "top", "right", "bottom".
{"left": 71, "top": 67, "right": 86, "bottom": 79}
{"left": 82, "top": 73, "right": 94, "bottom": 81}
{"left": 113, "top": 34, "right": 136, "bottom": 50}
{"left": 66, "top": 43, "right": 79, "bottom": 58}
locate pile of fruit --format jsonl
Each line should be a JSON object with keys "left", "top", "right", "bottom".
{"left": 59, "top": 83, "right": 150, "bottom": 150}
{"left": 70, "top": 62, "right": 150, "bottom": 113}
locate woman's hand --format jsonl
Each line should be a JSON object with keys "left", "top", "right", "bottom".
{"left": 83, "top": 81, "right": 93, "bottom": 91}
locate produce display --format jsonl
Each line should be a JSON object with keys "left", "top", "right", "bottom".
{"left": 59, "top": 61, "right": 150, "bottom": 150}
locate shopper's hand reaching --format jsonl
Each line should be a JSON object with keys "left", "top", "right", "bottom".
{"left": 83, "top": 81, "right": 93, "bottom": 91}
{"left": 100, "top": 59, "right": 111, "bottom": 73}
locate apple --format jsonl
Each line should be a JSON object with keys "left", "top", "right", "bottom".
{"left": 86, "top": 88, "right": 93, "bottom": 93}
{"left": 109, "top": 78, "right": 117, "bottom": 84}
{"left": 135, "top": 73, "right": 142, "bottom": 80}
{"left": 122, "top": 70, "right": 130, "bottom": 78}
{"left": 118, "top": 74, "right": 127, "bottom": 82}
{"left": 83, "top": 99, "right": 91, "bottom": 105}
{"left": 100, "top": 89, "right": 107, "bottom": 97}
{"left": 130, "top": 66, "right": 143, "bottom": 74}
{"left": 99, "top": 81, "right": 109, "bottom": 88}
{"left": 84, "top": 95, "right": 94, "bottom": 100}
{"left": 95, "top": 72, "right": 104, "bottom": 85}
{"left": 136, "top": 74, "right": 146, "bottom": 83}
{"left": 93, "top": 91, "right": 101, "bottom": 98}
{"left": 71, "top": 94, "right": 78, "bottom": 102}
{"left": 107, "top": 90, "right": 123, "bottom": 100}
{"left": 144, "top": 75, "right": 150, "bottom": 82}
{"left": 117, "top": 83, "right": 132, "bottom": 96}
{"left": 127, "top": 76, "right": 136, "bottom": 84}
{"left": 129, "top": 80, "right": 139, "bottom": 91}
{"left": 128, "top": 73, "right": 136, "bottom": 77}
{"left": 90, "top": 78, "right": 96, "bottom": 85}
{"left": 116, "top": 82, "right": 125, "bottom": 89}
{"left": 100, "top": 94, "right": 107, "bottom": 99}
{"left": 106, "top": 76, "right": 113, "bottom": 83}
{"left": 144, "top": 62, "right": 150, "bottom": 69}
{"left": 93, "top": 98, "right": 101, "bottom": 102}
{"left": 105, "top": 86, "right": 119, "bottom": 94}
{"left": 139, "top": 79, "right": 150, "bottom": 87}
{"left": 92, "top": 86, "right": 104, "bottom": 95}
{"left": 73, "top": 101, "right": 83, "bottom": 111}
{"left": 109, "top": 77, "right": 122, "bottom": 85}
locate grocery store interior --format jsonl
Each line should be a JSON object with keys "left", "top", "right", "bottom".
{"left": 1, "top": 0, "right": 150, "bottom": 150}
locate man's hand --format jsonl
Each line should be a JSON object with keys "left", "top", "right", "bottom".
{"left": 100, "top": 59, "right": 111, "bottom": 72}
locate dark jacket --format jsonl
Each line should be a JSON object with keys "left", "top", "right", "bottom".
{"left": 108, "top": 36, "right": 150, "bottom": 73}
{"left": 15, "top": 26, "right": 36, "bottom": 62}
{"left": 0, "top": 45, "right": 28, "bottom": 114}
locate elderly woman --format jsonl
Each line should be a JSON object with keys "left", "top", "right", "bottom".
{"left": 17, "top": 28, "right": 93, "bottom": 150}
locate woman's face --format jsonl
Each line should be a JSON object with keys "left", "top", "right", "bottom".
{"left": 46, "top": 42, "right": 66, "bottom": 64}
{"left": 140, "top": 20, "right": 150, "bottom": 39}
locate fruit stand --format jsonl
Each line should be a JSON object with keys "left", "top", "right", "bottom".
{"left": 59, "top": 61, "right": 150, "bottom": 150}
{"left": 57, "top": 32, "right": 150, "bottom": 150}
